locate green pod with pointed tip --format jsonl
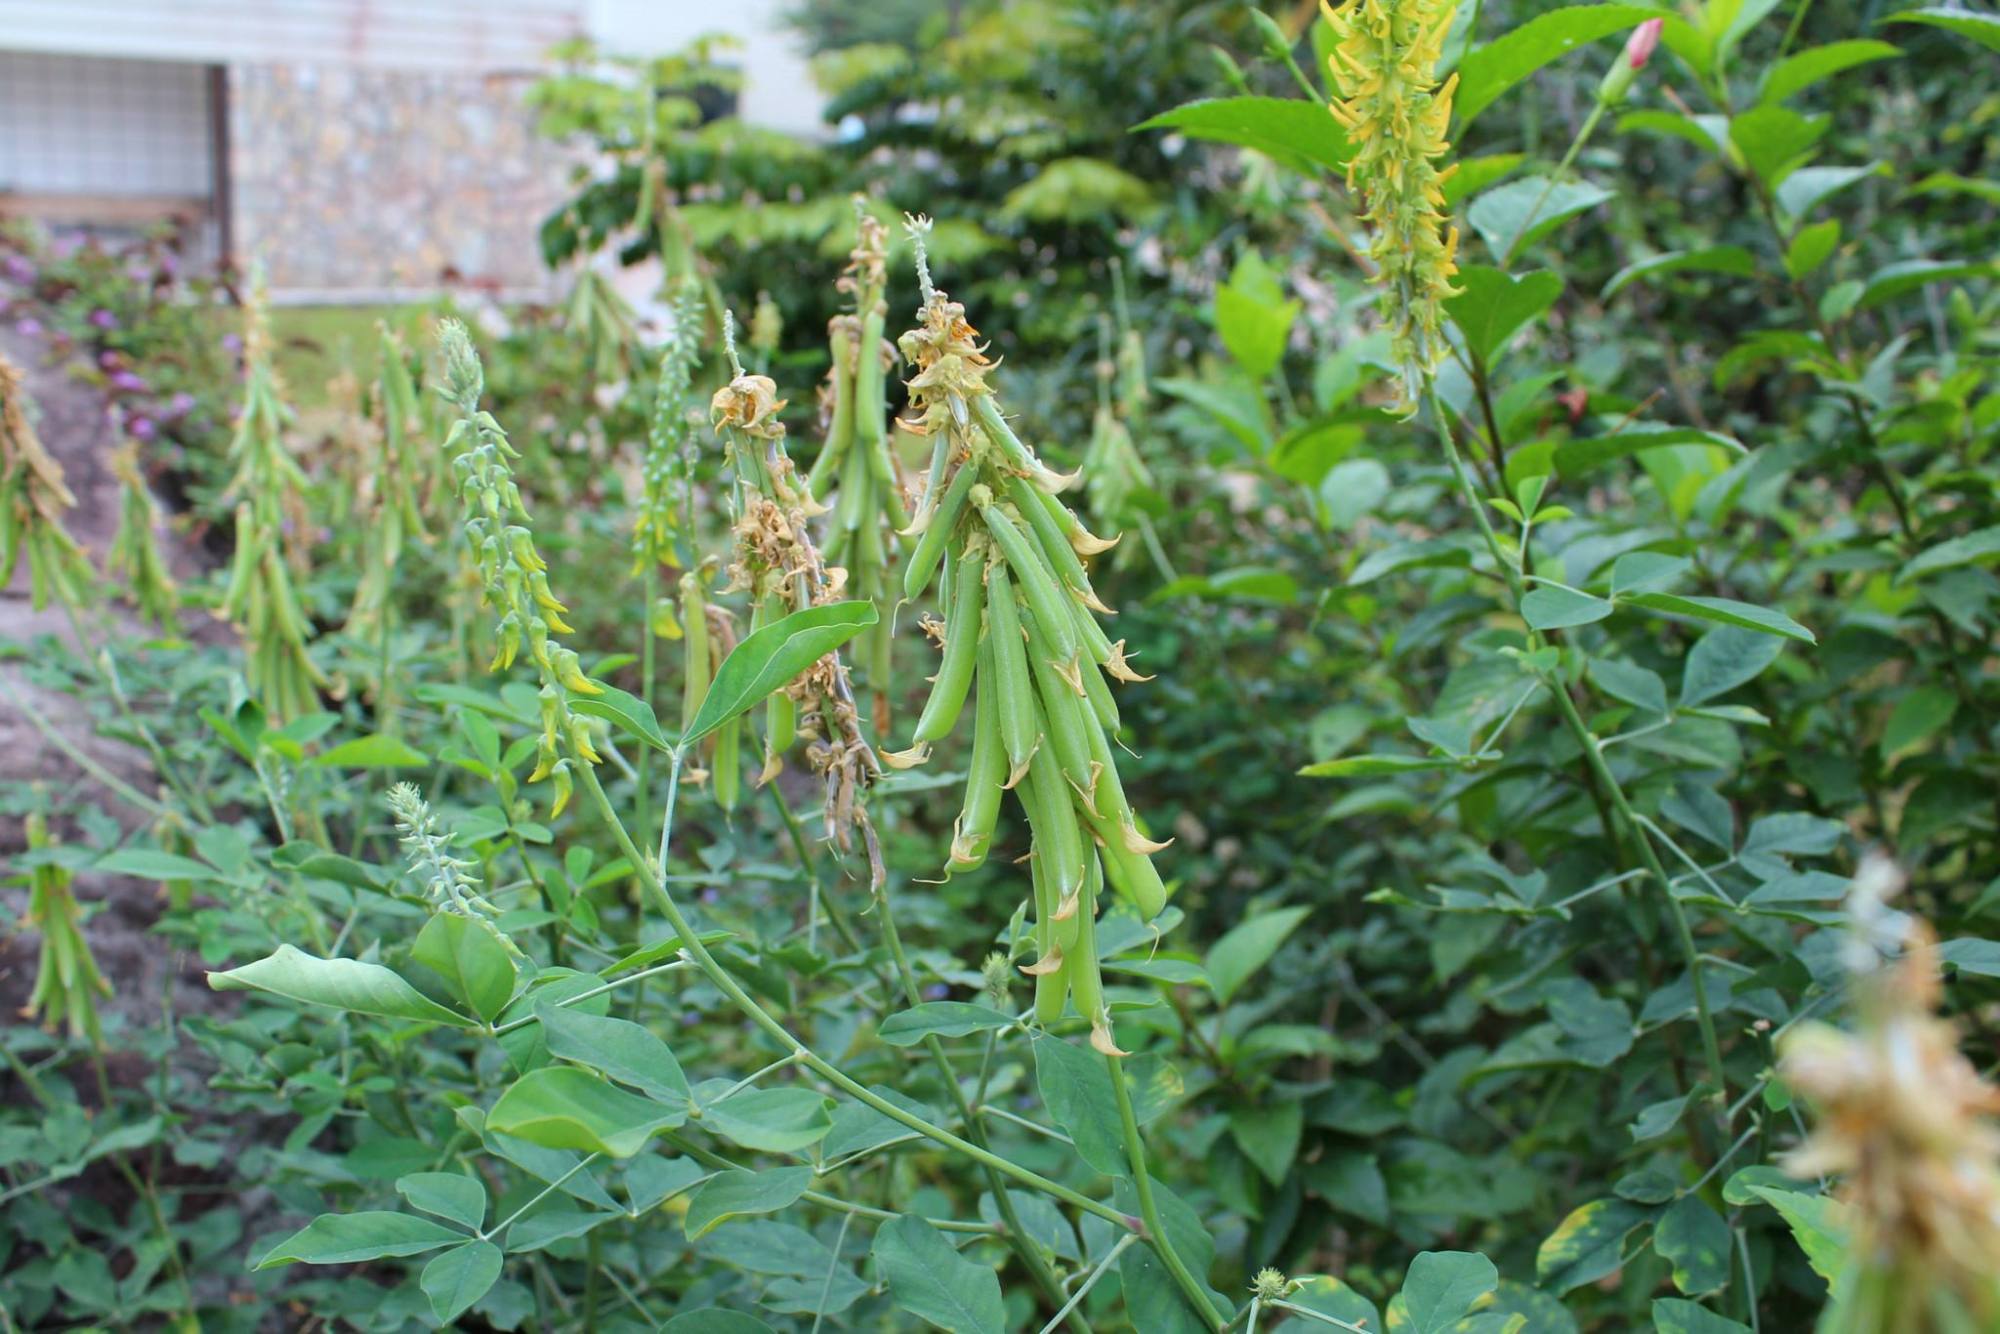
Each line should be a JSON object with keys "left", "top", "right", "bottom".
{"left": 808, "top": 326, "right": 857, "bottom": 499}
{"left": 678, "top": 574, "right": 711, "bottom": 734}
{"left": 949, "top": 636, "right": 1005, "bottom": 872}
{"left": 902, "top": 462, "right": 977, "bottom": 601}
{"left": 1007, "top": 474, "right": 1101, "bottom": 608}
{"left": 1029, "top": 842, "right": 1069, "bottom": 1025}
{"left": 753, "top": 596, "right": 796, "bottom": 757}
{"left": 979, "top": 498, "right": 1078, "bottom": 667}
{"left": 1021, "top": 608, "right": 1100, "bottom": 805}
{"left": 983, "top": 563, "right": 1039, "bottom": 782}
{"left": 911, "top": 544, "right": 985, "bottom": 744}
{"left": 1024, "top": 728, "right": 1085, "bottom": 907}
{"left": 1068, "top": 854, "right": 1106, "bottom": 1023}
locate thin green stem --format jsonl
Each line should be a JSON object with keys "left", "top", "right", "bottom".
{"left": 871, "top": 868, "right": 1086, "bottom": 1331}
{"left": 1104, "top": 1050, "right": 1226, "bottom": 1331}
{"left": 579, "top": 754, "right": 1133, "bottom": 1231}
{"left": 1426, "top": 387, "right": 1729, "bottom": 1110}
{"left": 1502, "top": 100, "right": 1608, "bottom": 268}
{"left": 1039, "top": 1233, "right": 1138, "bottom": 1334}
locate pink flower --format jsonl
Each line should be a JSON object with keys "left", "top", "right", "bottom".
{"left": 1626, "top": 18, "right": 1664, "bottom": 70}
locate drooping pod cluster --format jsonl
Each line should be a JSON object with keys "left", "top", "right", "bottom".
{"left": 0, "top": 353, "right": 96, "bottom": 613}
{"left": 437, "top": 320, "right": 601, "bottom": 814}
{"left": 887, "top": 221, "right": 1165, "bottom": 1053}
{"left": 809, "top": 203, "right": 907, "bottom": 732}
{"left": 106, "top": 441, "right": 180, "bottom": 632}
{"left": 22, "top": 809, "right": 110, "bottom": 1047}
{"left": 218, "top": 283, "right": 328, "bottom": 721}
{"left": 712, "top": 325, "right": 886, "bottom": 880}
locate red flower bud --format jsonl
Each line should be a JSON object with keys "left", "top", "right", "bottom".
{"left": 1625, "top": 18, "right": 1663, "bottom": 71}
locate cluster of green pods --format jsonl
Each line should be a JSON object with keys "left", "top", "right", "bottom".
{"left": 888, "top": 274, "right": 1165, "bottom": 1053}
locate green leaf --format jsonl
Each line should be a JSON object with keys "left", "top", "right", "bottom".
{"left": 1938, "top": 939, "right": 2000, "bottom": 977}
{"left": 1469, "top": 177, "right": 1613, "bottom": 259}
{"left": 1537, "top": 1198, "right": 1650, "bottom": 1293}
{"left": 702, "top": 1088, "right": 835, "bottom": 1154}
{"left": 1592, "top": 658, "right": 1669, "bottom": 715}
{"left": 1786, "top": 220, "right": 1841, "bottom": 279}
{"left": 1728, "top": 107, "right": 1827, "bottom": 185}
{"left": 1881, "top": 685, "right": 1957, "bottom": 760}
{"left": 256, "top": 1211, "right": 465, "bottom": 1268}
{"left": 1445, "top": 266, "right": 1563, "bottom": 365}
{"left": 1215, "top": 251, "right": 1300, "bottom": 380}
{"left": 1760, "top": 39, "right": 1902, "bottom": 103}
{"left": 411, "top": 913, "right": 517, "bottom": 1024}
{"left": 1395, "top": 1250, "right": 1499, "bottom": 1333}
{"left": 1603, "top": 246, "right": 1757, "bottom": 299}
{"left": 487, "top": 1067, "right": 684, "bottom": 1158}
{"left": 1299, "top": 753, "right": 1454, "bottom": 778}
{"left": 1455, "top": 5, "right": 1669, "bottom": 127}
{"left": 569, "top": 682, "right": 671, "bottom": 752}
{"left": 684, "top": 601, "right": 877, "bottom": 745}
{"left": 1206, "top": 904, "right": 1311, "bottom": 1005}
{"left": 1522, "top": 585, "right": 1614, "bottom": 630}
{"left": 1654, "top": 1298, "right": 1754, "bottom": 1333}
{"left": 1859, "top": 258, "right": 2000, "bottom": 310}
{"left": 682, "top": 1167, "right": 811, "bottom": 1240}
{"left": 661, "top": 1312, "right": 777, "bottom": 1334}
{"left": 1442, "top": 153, "right": 1524, "bottom": 206}
{"left": 1623, "top": 592, "right": 1814, "bottom": 643}
{"left": 1228, "top": 1101, "right": 1303, "bottom": 1186}
{"left": 1288, "top": 1275, "right": 1383, "bottom": 1330}
{"left": 312, "top": 734, "right": 430, "bottom": 768}
{"left": 1656, "top": 1196, "right": 1731, "bottom": 1294}
{"left": 1553, "top": 423, "right": 1745, "bottom": 477}
{"left": 538, "top": 1003, "right": 692, "bottom": 1106}
{"left": 873, "top": 1215, "right": 1006, "bottom": 1334}
{"left": 396, "top": 1172, "right": 486, "bottom": 1231}
{"left": 1900, "top": 525, "right": 2000, "bottom": 582}
{"left": 1348, "top": 537, "right": 1472, "bottom": 585}
{"left": 1747, "top": 1186, "right": 1847, "bottom": 1282}
{"left": 1777, "top": 163, "right": 1885, "bottom": 221}
{"left": 1132, "top": 96, "right": 1351, "bottom": 177}
{"left": 209, "top": 945, "right": 475, "bottom": 1028}
{"left": 422, "top": 1239, "right": 503, "bottom": 1324}
{"left": 507, "top": 1208, "right": 614, "bottom": 1254}
{"left": 1032, "top": 1034, "right": 1128, "bottom": 1178}
{"left": 1681, "top": 626, "right": 1784, "bottom": 708}
{"left": 93, "top": 848, "right": 223, "bottom": 882}
{"left": 877, "top": 1002, "right": 1015, "bottom": 1046}
{"left": 1883, "top": 7, "right": 2000, "bottom": 52}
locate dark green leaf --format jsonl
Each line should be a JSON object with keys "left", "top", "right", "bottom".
{"left": 209, "top": 945, "right": 475, "bottom": 1028}
{"left": 1445, "top": 266, "right": 1562, "bottom": 365}
{"left": 1395, "top": 1250, "right": 1499, "bottom": 1333}
{"left": 487, "top": 1067, "right": 684, "bottom": 1158}
{"left": 1469, "top": 177, "right": 1613, "bottom": 259}
{"left": 411, "top": 913, "right": 517, "bottom": 1024}
{"left": 1623, "top": 592, "right": 1814, "bottom": 643}
{"left": 422, "top": 1240, "right": 503, "bottom": 1324}
{"left": 1882, "top": 7, "right": 2000, "bottom": 52}
{"left": 702, "top": 1088, "right": 835, "bottom": 1154}
{"left": 877, "top": 1002, "right": 1015, "bottom": 1046}
{"left": 539, "top": 1003, "right": 692, "bottom": 1106}
{"left": 1206, "top": 905, "right": 1311, "bottom": 1005}
{"left": 1032, "top": 1034, "right": 1128, "bottom": 1178}
{"left": 874, "top": 1215, "right": 1006, "bottom": 1334}
{"left": 684, "top": 601, "right": 877, "bottom": 745}
{"left": 683, "top": 1168, "right": 812, "bottom": 1241}
{"left": 1455, "top": 6, "right": 1669, "bottom": 126}
{"left": 1656, "top": 1196, "right": 1731, "bottom": 1294}
{"left": 313, "top": 734, "right": 430, "bottom": 768}
{"left": 256, "top": 1212, "right": 465, "bottom": 1268}
{"left": 1132, "top": 97, "right": 1351, "bottom": 177}
{"left": 569, "top": 682, "right": 672, "bottom": 752}
{"left": 396, "top": 1172, "right": 486, "bottom": 1231}
{"left": 1603, "top": 247, "right": 1757, "bottom": 298}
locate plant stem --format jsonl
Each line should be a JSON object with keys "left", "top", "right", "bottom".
{"left": 1426, "top": 387, "right": 1730, "bottom": 1109}
{"left": 870, "top": 869, "right": 1086, "bottom": 1331}
{"left": 1039, "top": 1233, "right": 1137, "bottom": 1334}
{"left": 579, "top": 754, "right": 1133, "bottom": 1231}
{"left": 1502, "top": 100, "right": 1608, "bottom": 268}
{"left": 1104, "top": 1049, "right": 1226, "bottom": 1331}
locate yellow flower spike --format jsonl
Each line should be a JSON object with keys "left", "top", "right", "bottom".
{"left": 1323, "top": 0, "right": 1462, "bottom": 405}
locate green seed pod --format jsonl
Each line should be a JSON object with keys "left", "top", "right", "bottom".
{"left": 807, "top": 326, "right": 855, "bottom": 499}
{"left": 1068, "top": 854, "right": 1106, "bottom": 1023}
{"left": 1007, "top": 474, "right": 1108, "bottom": 614}
{"left": 1021, "top": 609, "right": 1100, "bottom": 811}
{"left": 983, "top": 563, "right": 1039, "bottom": 785}
{"left": 1028, "top": 844, "right": 1069, "bottom": 1025}
{"left": 907, "top": 432, "right": 953, "bottom": 533}
{"left": 1078, "top": 653, "right": 1120, "bottom": 732}
{"left": 679, "top": 573, "right": 711, "bottom": 734}
{"left": 1025, "top": 732, "right": 1086, "bottom": 906}
{"left": 912, "top": 543, "right": 985, "bottom": 744}
{"left": 950, "top": 636, "right": 1006, "bottom": 871}
{"left": 979, "top": 495, "right": 1079, "bottom": 667}
{"left": 902, "top": 462, "right": 977, "bottom": 600}
{"left": 712, "top": 713, "right": 741, "bottom": 813}
{"left": 971, "top": 395, "right": 1075, "bottom": 494}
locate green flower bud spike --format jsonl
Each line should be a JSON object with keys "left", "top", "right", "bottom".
{"left": 436, "top": 319, "right": 600, "bottom": 815}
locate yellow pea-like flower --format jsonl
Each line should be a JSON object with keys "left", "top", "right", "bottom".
{"left": 1323, "top": 0, "right": 1462, "bottom": 404}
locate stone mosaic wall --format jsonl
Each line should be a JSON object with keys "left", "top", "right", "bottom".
{"left": 229, "top": 63, "right": 574, "bottom": 300}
